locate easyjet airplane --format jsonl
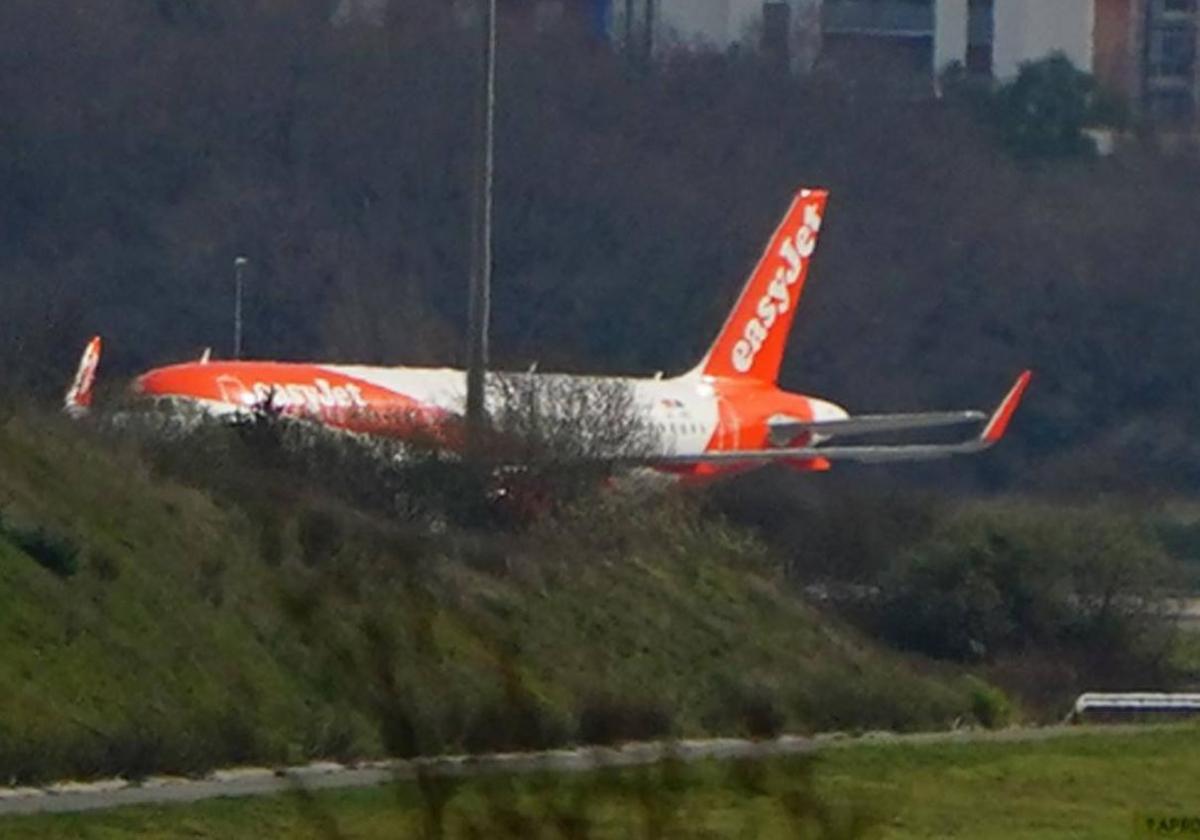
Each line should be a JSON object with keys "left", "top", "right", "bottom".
{"left": 64, "top": 188, "right": 1030, "bottom": 480}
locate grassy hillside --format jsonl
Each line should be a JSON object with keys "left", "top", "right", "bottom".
{"left": 0, "top": 411, "right": 980, "bottom": 784}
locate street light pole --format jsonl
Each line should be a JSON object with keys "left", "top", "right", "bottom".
{"left": 234, "top": 256, "right": 248, "bottom": 360}
{"left": 644, "top": 0, "right": 656, "bottom": 63}
{"left": 466, "top": 0, "right": 497, "bottom": 448}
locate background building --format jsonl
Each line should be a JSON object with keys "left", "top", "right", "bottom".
{"left": 989, "top": 0, "right": 1095, "bottom": 79}
{"left": 1139, "top": 0, "right": 1199, "bottom": 122}
{"left": 609, "top": 0, "right": 1198, "bottom": 122}
{"left": 341, "top": 0, "right": 1196, "bottom": 124}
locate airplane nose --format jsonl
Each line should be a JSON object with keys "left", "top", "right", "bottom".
{"left": 133, "top": 367, "right": 190, "bottom": 399}
{"left": 128, "top": 365, "right": 256, "bottom": 420}
{"left": 133, "top": 370, "right": 166, "bottom": 396}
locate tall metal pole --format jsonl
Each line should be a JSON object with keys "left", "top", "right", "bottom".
{"left": 643, "top": 0, "right": 655, "bottom": 63}
{"left": 466, "top": 0, "right": 497, "bottom": 445}
{"left": 234, "top": 256, "right": 248, "bottom": 359}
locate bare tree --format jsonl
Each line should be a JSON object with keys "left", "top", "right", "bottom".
{"left": 487, "top": 373, "right": 660, "bottom": 464}
{"left": 479, "top": 374, "right": 663, "bottom": 516}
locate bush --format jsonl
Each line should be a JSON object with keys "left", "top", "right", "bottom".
{"left": 712, "top": 474, "right": 939, "bottom": 584}
{"left": 991, "top": 53, "right": 1100, "bottom": 160}
{"left": 791, "top": 666, "right": 972, "bottom": 734}
{"left": 736, "top": 690, "right": 786, "bottom": 740}
{"left": 112, "top": 382, "right": 662, "bottom": 536}
{"left": 700, "top": 679, "right": 788, "bottom": 740}
{"left": 875, "top": 504, "right": 1181, "bottom": 687}
{"left": 576, "top": 695, "right": 674, "bottom": 746}
{"left": 965, "top": 676, "right": 1012, "bottom": 729}
{"left": 463, "top": 697, "right": 572, "bottom": 755}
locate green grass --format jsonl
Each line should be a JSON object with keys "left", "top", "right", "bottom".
{"left": 0, "top": 414, "right": 328, "bottom": 781}
{"left": 0, "top": 412, "right": 981, "bottom": 783}
{"left": 4, "top": 725, "right": 1198, "bottom": 838}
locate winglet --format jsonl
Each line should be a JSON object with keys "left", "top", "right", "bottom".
{"left": 64, "top": 336, "right": 102, "bottom": 417}
{"left": 980, "top": 370, "right": 1032, "bottom": 445}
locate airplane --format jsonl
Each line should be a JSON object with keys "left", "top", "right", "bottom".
{"left": 64, "top": 188, "right": 1031, "bottom": 481}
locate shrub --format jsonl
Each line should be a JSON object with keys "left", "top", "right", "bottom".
{"left": 737, "top": 690, "right": 786, "bottom": 740}
{"left": 991, "top": 53, "right": 1100, "bottom": 159}
{"left": 965, "top": 676, "right": 1013, "bottom": 729}
{"left": 463, "top": 696, "right": 572, "bottom": 755}
{"left": 303, "top": 708, "right": 372, "bottom": 762}
{"left": 791, "top": 667, "right": 971, "bottom": 734}
{"left": 702, "top": 679, "right": 787, "bottom": 740}
{"left": 876, "top": 504, "right": 1182, "bottom": 687}
{"left": 711, "top": 474, "right": 939, "bottom": 584}
{"left": 576, "top": 695, "right": 674, "bottom": 746}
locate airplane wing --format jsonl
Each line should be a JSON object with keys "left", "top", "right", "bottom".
{"left": 767, "top": 410, "right": 986, "bottom": 442}
{"left": 659, "top": 371, "right": 1032, "bottom": 466}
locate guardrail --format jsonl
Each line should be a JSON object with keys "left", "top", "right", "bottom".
{"left": 1074, "top": 693, "right": 1200, "bottom": 717}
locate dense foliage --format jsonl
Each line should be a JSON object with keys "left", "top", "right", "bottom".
{"left": 876, "top": 504, "right": 1178, "bottom": 680}
{"left": 2, "top": 1, "right": 1200, "bottom": 492}
{"left": 948, "top": 52, "right": 1116, "bottom": 160}
{"left": 715, "top": 473, "right": 1190, "bottom": 710}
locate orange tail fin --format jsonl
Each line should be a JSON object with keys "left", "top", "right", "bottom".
{"left": 64, "top": 336, "right": 102, "bottom": 417}
{"left": 698, "top": 188, "right": 828, "bottom": 383}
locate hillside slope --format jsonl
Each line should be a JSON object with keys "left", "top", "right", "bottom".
{"left": 0, "top": 412, "right": 976, "bottom": 784}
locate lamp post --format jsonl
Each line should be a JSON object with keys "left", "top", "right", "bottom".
{"left": 233, "top": 256, "right": 248, "bottom": 360}
{"left": 643, "top": 0, "right": 655, "bottom": 63}
{"left": 466, "top": 0, "right": 497, "bottom": 448}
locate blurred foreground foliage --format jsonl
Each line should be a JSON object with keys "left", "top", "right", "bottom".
{"left": 395, "top": 754, "right": 891, "bottom": 840}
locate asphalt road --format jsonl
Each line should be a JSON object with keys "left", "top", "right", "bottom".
{"left": 0, "top": 724, "right": 1173, "bottom": 818}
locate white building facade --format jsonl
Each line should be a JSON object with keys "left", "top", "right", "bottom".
{"left": 619, "top": 0, "right": 1103, "bottom": 80}
{"left": 347, "top": 0, "right": 1194, "bottom": 123}
{"left": 985, "top": 0, "right": 1096, "bottom": 79}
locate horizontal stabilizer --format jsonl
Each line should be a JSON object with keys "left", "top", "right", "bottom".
{"left": 659, "top": 371, "right": 1032, "bottom": 467}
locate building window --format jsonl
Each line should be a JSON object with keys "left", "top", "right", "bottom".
{"left": 822, "top": 0, "right": 935, "bottom": 37}
{"left": 1161, "top": 0, "right": 1197, "bottom": 15}
{"left": 1146, "top": 23, "right": 1196, "bottom": 78}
